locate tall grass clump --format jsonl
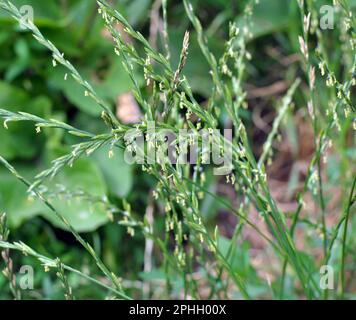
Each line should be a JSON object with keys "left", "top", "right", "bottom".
{"left": 0, "top": 0, "right": 355, "bottom": 300}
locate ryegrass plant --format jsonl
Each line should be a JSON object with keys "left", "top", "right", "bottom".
{"left": 0, "top": 0, "right": 355, "bottom": 300}
{"left": 0, "top": 213, "right": 21, "bottom": 299}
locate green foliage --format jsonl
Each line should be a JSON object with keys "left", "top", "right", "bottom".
{"left": 0, "top": 0, "right": 355, "bottom": 300}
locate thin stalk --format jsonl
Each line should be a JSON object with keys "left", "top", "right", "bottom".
{"left": 340, "top": 177, "right": 356, "bottom": 297}
{"left": 0, "top": 240, "right": 129, "bottom": 298}
{"left": 0, "top": 156, "right": 130, "bottom": 300}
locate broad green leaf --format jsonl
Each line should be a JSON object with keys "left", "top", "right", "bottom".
{"left": 92, "top": 145, "right": 133, "bottom": 198}
{"left": 218, "top": 237, "right": 256, "bottom": 278}
{"left": 0, "top": 165, "right": 43, "bottom": 227}
{"left": 48, "top": 57, "right": 133, "bottom": 116}
{"left": 5, "top": 38, "right": 30, "bottom": 81}
{"left": 40, "top": 156, "right": 110, "bottom": 232}
{"left": 235, "top": 0, "right": 296, "bottom": 40}
{"left": 97, "top": 58, "right": 134, "bottom": 99}
{"left": 126, "top": 0, "right": 151, "bottom": 27}
{"left": 0, "top": 82, "right": 51, "bottom": 160}
{"left": 48, "top": 66, "right": 104, "bottom": 116}
{"left": 0, "top": 155, "right": 110, "bottom": 232}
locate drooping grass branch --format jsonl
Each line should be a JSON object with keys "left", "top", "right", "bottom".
{"left": 0, "top": 156, "right": 131, "bottom": 300}
{"left": 0, "top": 0, "right": 119, "bottom": 128}
{"left": 0, "top": 240, "right": 126, "bottom": 297}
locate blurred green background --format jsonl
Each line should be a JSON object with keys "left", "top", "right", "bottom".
{"left": 0, "top": 0, "right": 355, "bottom": 299}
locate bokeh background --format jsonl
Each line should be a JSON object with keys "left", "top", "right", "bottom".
{"left": 0, "top": 0, "right": 355, "bottom": 299}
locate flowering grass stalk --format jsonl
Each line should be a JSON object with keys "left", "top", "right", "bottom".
{"left": 0, "top": 0, "right": 354, "bottom": 300}
{"left": 0, "top": 213, "right": 21, "bottom": 300}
